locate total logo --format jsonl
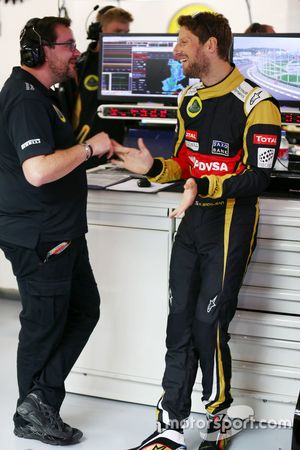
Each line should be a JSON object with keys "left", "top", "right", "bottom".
{"left": 189, "top": 156, "right": 228, "bottom": 172}
{"left": 185, "top": 130, "right": 198, "bottom": 141}
{"left": 253, "top": 134, "right": 277, "bottom": 145}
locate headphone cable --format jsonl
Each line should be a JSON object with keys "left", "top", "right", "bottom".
{"left": 85, "top": 4, "right": 99, "bottom": 34}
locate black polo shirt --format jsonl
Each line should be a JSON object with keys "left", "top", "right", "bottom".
{"left": 0, "top": 67, "right": 88, "bottom": 248}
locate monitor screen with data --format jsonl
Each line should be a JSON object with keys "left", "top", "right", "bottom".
{"left": 232, "top": 33, "right": 300, "bottom": 106}
{"left": 98, "top": 33, "right": 200, "bottom": 105}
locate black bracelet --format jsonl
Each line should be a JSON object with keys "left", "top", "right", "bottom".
{"left": 82, "top": 142, "right": 94, "bottom": 160}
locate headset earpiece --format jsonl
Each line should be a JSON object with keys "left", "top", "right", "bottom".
{"left": 86, "top": 5, "right": 115, "bottom": 40}
{"left": 20, "top": 23, "right": 45, "bottom": 67}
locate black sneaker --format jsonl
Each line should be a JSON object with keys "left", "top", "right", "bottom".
{"left": 14, "top": 422, "right": 83, "bottom": 446}
{"left": 198, "top": 413, "right": 231, "bottom": 450}
{"left": 17, "top": 393, "right": 73, "bottom": 439}
{"left": 127, "top": 428, "right": 186, "bottom": 450}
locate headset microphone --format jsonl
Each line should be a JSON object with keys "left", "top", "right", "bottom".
{"left": 86, "top": 4, "right": 115, "bottom": 41}
{"left": 85, "top": 4, "right": 99, "bottom": 39}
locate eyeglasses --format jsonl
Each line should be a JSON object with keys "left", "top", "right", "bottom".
{"left": 47, "top": 41, "right": 77, "bottom": 51}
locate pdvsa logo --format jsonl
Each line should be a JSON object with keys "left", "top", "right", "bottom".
{"left": 189, "top": 156, "right": 228, "bottom": 172}
{"left": 254, "top": 134, "right": 277, "bottom": 145}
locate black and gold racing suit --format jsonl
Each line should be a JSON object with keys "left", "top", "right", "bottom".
{"left": 148, "top": 67, "right": 281, "bottom": 424}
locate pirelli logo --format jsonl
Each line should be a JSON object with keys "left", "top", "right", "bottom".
{"left": 253, "top": 134, "right": 277, "bottom": 145}
{"left": 21, "top": 138, "right": 41, "bottom": 150}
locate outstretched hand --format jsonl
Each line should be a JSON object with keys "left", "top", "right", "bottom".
{"left": 169, "top": 178, "right": 198, "bottom": 218}
{"left": 110, "top": 138, "right": 154, "bottom": 175}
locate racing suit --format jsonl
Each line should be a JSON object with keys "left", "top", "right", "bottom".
{"left": 147, "top": 66, "right": 281, "bottom": 424}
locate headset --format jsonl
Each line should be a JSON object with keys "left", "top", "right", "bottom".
{"left": 86, "top": 5, "right": 115, "bottom": 40}
{"left": 20, "top": 18, "right": 46, "bottom": 67}
{"left": 248, "top": 22, "right": 262, "bottom": 33}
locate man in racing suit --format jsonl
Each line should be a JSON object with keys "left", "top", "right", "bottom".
{"left": 112, "top": 12, "right": 281, "bottom": 450}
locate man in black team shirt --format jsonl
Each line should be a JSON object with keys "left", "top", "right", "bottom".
{"left": 0, "top": 16, "right": 112, "bottom": 445}
{"left": 112, "top": 11, "right": 281, "bottom": 450}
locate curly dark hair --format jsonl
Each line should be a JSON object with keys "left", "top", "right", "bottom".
{"left": 178, "top": 12, "right": 232, "bottom": 61}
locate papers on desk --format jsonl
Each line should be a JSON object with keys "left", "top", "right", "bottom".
{"left": 108, "top": 178, "right": 174, "bottom": 193}
{"left": 87, "top": 171, "right": 131, "bottom": 189}
{"left": 87, "top": 165, "right": 132, "bottom": 189}
{"left": 87, "top": 166, "right": 174, "bottom": 192}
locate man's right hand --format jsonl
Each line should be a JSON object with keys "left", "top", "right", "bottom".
{"left": 111, "top": 138, "right": 154, "bottom": 175}
{"left": 87, "top": 132, "right": 113, "bottom": 158}
{"left": 169, "top": 178, "right": 198, "bottom": 218}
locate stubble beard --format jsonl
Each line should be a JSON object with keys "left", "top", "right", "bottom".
{"left": 183, "top": 55, "right": 210, "bottom": 79}
{"left": 48, "top": 59, "right": 75, "bottom": 83}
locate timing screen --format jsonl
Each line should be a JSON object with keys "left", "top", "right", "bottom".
{"left": 99, "top": 36, "right": 192, "bottom": 98}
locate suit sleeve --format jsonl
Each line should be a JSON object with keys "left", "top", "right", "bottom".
{"left": 147, "top": 93, "right": 192, "bottom": 183}
{"left": 200, "top": 100, "right": 282, "bottom": 199}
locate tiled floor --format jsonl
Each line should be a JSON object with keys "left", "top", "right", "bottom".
{"left": 0, "top": 297, "right": 293, "bottom": 449}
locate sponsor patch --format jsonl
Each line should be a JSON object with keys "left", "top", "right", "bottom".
{"left": 189, "top": 156, "right": 228, "bottom": 172}
{"left": 254, "top": 134, "right": 278, "bottom": 146}
{"left": 211, "top": 140, "right": 229, "bottom": 156}
{"left": 257, "top": 147, "right": 275, "bottom": 168}
{"left": 207, "top": 295, "right": 217, "bottom": 313}
{"left": 21, "top": 138, "right": 41, "bottom": 150}
{"left": 185, "top": 81, "right": 203, "bottom": 96}
{"left": 185, "top": 140, "right": 199, "bottom": 151}
{"left": 249, "top": 89, "right": 263, "bottom": 106}
{"left": 185, "top": 130, "right": 198, "bottom": 141}
{"left": 244, "top": 87, "right": 271, "bottom": 115}
{"left": 187, "top": 96, "right": 202, "bottom": 118}
{"left": 84, "top": 74, "right": 99, "bottom": 91}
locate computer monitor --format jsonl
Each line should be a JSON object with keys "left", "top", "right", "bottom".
{"left": 98, "top": 33, "right": 199, "bottom": 105}
{"left": 232, "top": 33, "right": 300, "bottom": 107}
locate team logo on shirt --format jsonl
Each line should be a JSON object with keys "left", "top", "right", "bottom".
{"left": 84, "top": 74, "right": 99, "bottom": 91}
{"left": 52, "top": 104, "right": 66, "bottom": 123}
{"left": 253, "top": 134, "right": 278, "bottom": 145}
{"left": 257, "top": 147, "right": 275, "bottom": 168}
{"left": 187, "top": 96, "right": 202, "bottom": 118}
{"left": 211, "top": 140, "right": 229, "bottom": 156}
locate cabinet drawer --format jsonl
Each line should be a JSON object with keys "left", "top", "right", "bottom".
{"left": 230, "top": 335, "right": 300, "bottom": 368}
{"left": 194, "top": 360, "right": 300, "bottom": 398}
{"left": 231, "top": 361, "right": 300, "bottom": 397}
{"left": 243, "top": 262, "right": 300, "bottom": 291}
{"left": 229, "top": 310, "right": 300, "bottom": 341}
{"left": 251, "top": 238, "right": 300, "bottom": 266}
{"left": 258, "top": 221, "right": 300, "bottom": 241}
{"left": 238, "top": 285, "right": 300, "bottom": 314}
